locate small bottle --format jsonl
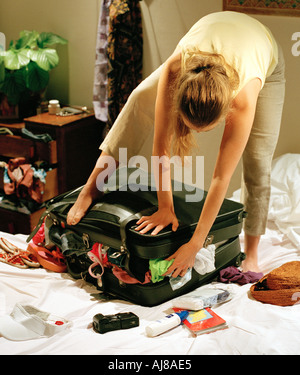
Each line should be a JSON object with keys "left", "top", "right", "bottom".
{"left": 48, "top": 99, "right": 60, "bottom": 115}
{"left": 145, "top": 310, "right": 188, "bottom": 337}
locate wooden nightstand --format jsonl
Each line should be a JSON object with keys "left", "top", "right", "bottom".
{"left": 25, "top": 111, "right": 104, "bottom": 193}
{"left": 0, "top": 111, "right": 104, "bottom": 233}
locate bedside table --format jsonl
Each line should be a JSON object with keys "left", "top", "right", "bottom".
{"left": 25, "top": 111, "right": 104, "bottom": 194}
{"left": 0, "top": 111, "right": 104, "bottom": 233}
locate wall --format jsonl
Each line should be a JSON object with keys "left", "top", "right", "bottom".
{"left": 0, "top": 0, "right": 101, "bottom": 106}
{"left": 0, "top": 0, "right": 299, "bottom": 195}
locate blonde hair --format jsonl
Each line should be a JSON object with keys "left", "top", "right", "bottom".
{"left": 172, "top": 50, "right": 239, "bottom": 158}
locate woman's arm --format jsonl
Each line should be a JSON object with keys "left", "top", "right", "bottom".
{"left": 135, "top": 48, "right": 182, "bottom": 235}
{"left": 165, "top": 78, "right": 262, "bottom": 277}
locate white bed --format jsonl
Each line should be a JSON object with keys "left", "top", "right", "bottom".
{"left": 0, "top": 154, "right": 299, "bottom": 356}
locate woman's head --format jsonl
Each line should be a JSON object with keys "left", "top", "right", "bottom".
{"left": 172, "top": 51, "right": 239, "bottom": 157}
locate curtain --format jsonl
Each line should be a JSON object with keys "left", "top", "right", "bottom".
{"left": 93, "top": 0, "right": 111, "bottom": 123}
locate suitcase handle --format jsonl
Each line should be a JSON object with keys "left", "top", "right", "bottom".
{"left": 118, "top": 206, "right": 158, "bottom": 280}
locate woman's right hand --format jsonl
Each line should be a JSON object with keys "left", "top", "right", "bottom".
{"left": 135, "top": 207, "right": 179, "bottom": 235}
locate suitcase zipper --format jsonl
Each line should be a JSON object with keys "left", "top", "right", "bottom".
{"left": 204, "top": 235, "right": 214, "bottom": 247}
{"left": 120, "top": 244, "right": 127, "bottom": 253}
{"left": 82, "top": 233, "right": 90, "bottom": 248}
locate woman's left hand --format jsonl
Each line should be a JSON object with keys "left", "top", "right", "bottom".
{"left": 163, "top": 241, "right": 199, "bottom": 278}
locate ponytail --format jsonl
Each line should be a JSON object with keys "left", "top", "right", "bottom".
{"left": 172, "top": 49, "right": 239, "bottom": 158}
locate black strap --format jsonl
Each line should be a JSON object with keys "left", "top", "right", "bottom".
{"left": 118, "top": 206, "right": 157, "bottom": 280}
{"left": 26, "top": 200, "right": 76, "bottom": 243}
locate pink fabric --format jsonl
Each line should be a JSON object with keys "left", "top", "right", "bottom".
{"left": 32, "top": 223, "right": 45, "bottom": 245}
{"left": 90, "top": 243, "right": 108, "bottom": 265}
{"left": 112, "top": 265, "right": 151, "bottom": 284}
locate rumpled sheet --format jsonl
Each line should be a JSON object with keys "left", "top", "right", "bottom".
{"left": 268, "top": 153, "right": 300, "bottom": 249}
{"left": 232, "top": 153, "right": 300, "bottom": 249}
{"left": 0, "top": 221, "right": 299, "bottom": 355}
{"left": 0, "top": 153, "right": 300, "bottom": 355}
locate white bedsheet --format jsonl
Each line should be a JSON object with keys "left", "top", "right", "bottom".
{"left": 269, "top": 153, "right": 300, "bottom": 249}
{"left": 0, "top": 220, "right": 299, "bottom": 356}
{"left": 1, "top": 153, "right": 300, "bottom": 356}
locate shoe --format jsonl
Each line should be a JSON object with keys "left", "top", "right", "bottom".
{"left": 0, "top": 303, "right": 72, "bottom": 341}
{"left": 0, "top": 238, "right": 40, "bottom": 268}
{"left": 0, "top": 248, "right": 28, "bottom": 269}
{"left": 27, "top": 242, "right": 67, "bottom": 273}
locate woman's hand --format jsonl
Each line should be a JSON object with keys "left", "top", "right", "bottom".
{"left": 163, "top": 241, "right": 200, "bottom": 278}
{"left": 135, "top": 207, "right": 179, "bottom": 235}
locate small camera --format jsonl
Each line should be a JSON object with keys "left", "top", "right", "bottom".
{"left": 93, "top": 312, "right": 139, "bottom": 334}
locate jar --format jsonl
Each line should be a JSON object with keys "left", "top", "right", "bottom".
{"left": 48, "top": 99, "right": 60, "bottom": 115}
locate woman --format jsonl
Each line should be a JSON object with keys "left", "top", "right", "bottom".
{"left": 67, "top": 11, "right": 285, "bottom": 277}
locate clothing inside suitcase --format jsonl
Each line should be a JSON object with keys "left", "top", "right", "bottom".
{"left": 29, "top": 169, "right": 246, "bottom": 306}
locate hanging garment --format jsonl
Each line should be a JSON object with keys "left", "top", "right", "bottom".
{"left": 93, "top": 0, "right": 111, "bottom": 123}
{"left": 106, "top": 0, "right": 143, "bottom": 127}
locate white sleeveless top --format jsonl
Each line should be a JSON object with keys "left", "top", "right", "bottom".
{"left": 178, "top": 11, "right": 278, "bottom": 94}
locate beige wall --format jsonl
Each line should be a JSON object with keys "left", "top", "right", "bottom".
{"left": 0, "top": 0, "right": 299, "bottom": 195}
{"left": 0, "top": 0, "right": 101, "bottom": 106}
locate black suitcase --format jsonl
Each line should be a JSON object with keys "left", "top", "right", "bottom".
{"left": 28, "top": 174, "right": 246, "bottom": 307}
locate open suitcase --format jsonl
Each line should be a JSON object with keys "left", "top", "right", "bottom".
{"left": 28, "top": 173, "right": 246, "bottom": 307}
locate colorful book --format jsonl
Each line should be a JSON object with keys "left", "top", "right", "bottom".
{"left": 173, "top": 307, "right": 228, "bottom": 336}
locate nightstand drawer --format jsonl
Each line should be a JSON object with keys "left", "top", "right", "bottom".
{"left": 0, "top": 134, "right": 57, "bottom": 164}
{"left": 0, "top": 206, "right": 45, "bottom": 234}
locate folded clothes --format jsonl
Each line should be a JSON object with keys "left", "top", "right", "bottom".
{"left": 219, "top": 266, "right": 263, "bottom": 286}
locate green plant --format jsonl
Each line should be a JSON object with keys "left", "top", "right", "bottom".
{"left": 0, "top": 30, "right": 67, "bottom": 106}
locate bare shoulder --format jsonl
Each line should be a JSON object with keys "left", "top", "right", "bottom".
{"left": 165, "top": 46, "right": 182, "bottom": 74}
{"left": 232, "top": 78, "right": 261, "bottom": 111}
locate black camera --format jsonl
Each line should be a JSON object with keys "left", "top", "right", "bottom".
{"left": 93, "top": 312, "right": 139, "bottom": 334}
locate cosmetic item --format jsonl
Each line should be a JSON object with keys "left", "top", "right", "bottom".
{"left": 145, "top": 310, "right": 189, "bottom": 337}
{"left": 48, "top": 99, "right": 60, "bottom": 115}
{"left": 172, "top": 287, "right": 230, "bottom": 310}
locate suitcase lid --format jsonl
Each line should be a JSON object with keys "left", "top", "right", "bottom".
{"left": 45, "top": 181, "right": 244, "bottom": 259}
